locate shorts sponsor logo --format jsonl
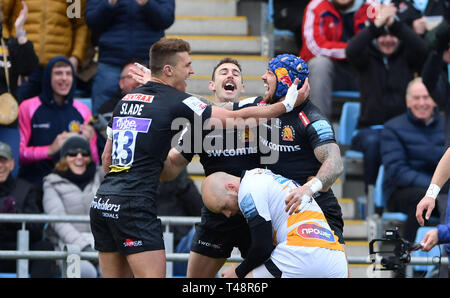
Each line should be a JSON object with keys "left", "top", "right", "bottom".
{"left": 297, "top": 223, "right": 334, "bottom": 242}
{"left": 123, "top": 239, "right": 143, "bottom": 248}
{"left": 197, "top": 240, "right": 222, "bottom": 250}
{"left": 91, "top": 197, "right": 121, "bottom": 212}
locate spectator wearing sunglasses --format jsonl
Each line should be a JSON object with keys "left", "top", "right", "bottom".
{"left": 42, "top": 134, "right": 104, "bottom": 278}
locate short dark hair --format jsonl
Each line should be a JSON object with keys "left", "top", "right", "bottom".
{"left": 150, "top": 38, "right": 191, "bottom": 76}
{"left": 53, "top": 60, "right": 72, "bottom": 69}
{"left": 211, "top": 57, "right": 242, "bottom": 81}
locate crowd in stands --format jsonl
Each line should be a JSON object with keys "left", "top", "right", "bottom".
{"left": 0, "top": 0, "right": 449, "bottom": 277}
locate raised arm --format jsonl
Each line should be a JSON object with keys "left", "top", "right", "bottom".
{"left": 416, "top": 147, "right": 450, "bottom": 226}
{"left": 211, "top": 78, "right": 309, "bottom": 128}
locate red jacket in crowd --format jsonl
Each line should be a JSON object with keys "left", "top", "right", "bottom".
{"left": 300, "top": 0, "right": 375, "bottom": 62}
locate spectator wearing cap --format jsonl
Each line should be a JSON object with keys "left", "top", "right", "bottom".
{"left": 0, "top": 141, "right": 59, "bottom": 277}
{"left": 345, "top": 3, "right": 428, "bottom": 192}
{"left": 42, "top": 134, "right": 104, "bottom": 278}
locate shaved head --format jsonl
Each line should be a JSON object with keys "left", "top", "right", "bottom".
{"left": 201, "top": 172, "right": 241, "bottom": 217}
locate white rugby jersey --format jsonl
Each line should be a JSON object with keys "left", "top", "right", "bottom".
{"left": 238, "top": 168, "right": 343, "bottom": 252}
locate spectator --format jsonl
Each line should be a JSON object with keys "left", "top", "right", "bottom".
{"left": 2, "top": 0, "right": 90, "bottom": 102}
{"left": 381, "top": 77, "right": 447, "bottom": 243}
{"left": 97, "top": 59, "right": 144, "bottom": 124}
{"left": 346, "top": 3, "right": 428, "bottom": 190}
{"left": 43, "top": 134, "right": 103, "bottom": 278}
{"left": 300, "top": 0, "right": 374, "bottom": 119}
{"left": 422, "top": 23, "right": 450, "bottom": 145}
{"left": 85, "top": 0, "right": 175, "bottom": 115}
{"left": 0, "top": 141, "right": 58, "bottom": 277}
{"left": 18, "top": 56, "right": 99, "bottom": 190}
{"left": 272, "top": 0, "right": 309, "bottom": 51}
{"left": 0, "top": 1, "right": 38, "bottom": 128}
{"left": 393, "top": 0, "right": 449, "bottom": 37}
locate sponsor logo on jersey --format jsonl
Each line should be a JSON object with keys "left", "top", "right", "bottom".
{"left": 259, "top": 136, "right": 301, "bottom": 152}
{"left": 311, "top": 120, "right": 334, "bottom": 141}
{"left": 281, "top": 125, "right": 294, "bottom": 141}
{"left": 206, "top": 146, "right": 258, "bottom": 157}
{"left": 298, "top": 111, "right": 310, "bottom": 127}
{"left": 297, "top": 223, "right": 334, "bottom": 242}
{"left": 240, "top": 193, "right": 258, "bottom": 219}
{"left": 122, "top": 93, "right": 154, "bottom": 103}
{"left": 183, "top": 96, "right": 208, "bottom": 116}
{"left": 112, "top": 117, "right": 152, "bottom": 133}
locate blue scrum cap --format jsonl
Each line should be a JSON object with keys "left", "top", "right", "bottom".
{"left": 268, "top": 54, "right": 309, "bottom": 101}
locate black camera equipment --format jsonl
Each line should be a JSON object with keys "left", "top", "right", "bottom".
{"left": 369, "top": 227, "right": 422, "bottom": 272}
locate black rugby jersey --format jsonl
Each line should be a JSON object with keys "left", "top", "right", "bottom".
{"left": 97, "top": 82, "right": 212, "bottom": 203}
{"left": 236, "top": 97, "right": 336, "bottom": 184}
{"left": 178, "top": 97, "right": 261, "bottom": 177}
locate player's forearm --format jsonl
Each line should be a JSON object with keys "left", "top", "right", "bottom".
{"left": 235, "top": 218, "right": 274, "bottom": 278}
{"left": 430, "top": 148, "right": 450, "bottom": 188}
{"left": 313, "top": 143, "right": 344, "bottom": 191}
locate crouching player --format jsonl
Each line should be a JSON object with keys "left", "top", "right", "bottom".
{"left": 201, "top": 168, "right": 348, "bottom": 278}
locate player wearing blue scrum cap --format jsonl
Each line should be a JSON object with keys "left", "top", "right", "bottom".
{"left": 236, "top": 54, "right": 348, "bottom": 276}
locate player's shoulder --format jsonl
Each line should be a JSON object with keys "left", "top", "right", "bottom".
{"left": 234, "top": 96, "right": 266, "bottom": 110}
{"left": 295, "top": 100, "right": 331, "bottom": 127}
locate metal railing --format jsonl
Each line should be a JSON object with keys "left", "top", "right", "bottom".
{"left": 0, "top": 213, "right": 447, "bottom": 278}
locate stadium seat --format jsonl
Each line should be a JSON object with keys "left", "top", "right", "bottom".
{"left": 374, "top": 165, "right": 440, "bottom": 223}
{"left": 337, "top": 101, "right": 363, "bottom": 159}
{"left": 75, "top": 98, "right": 92, "bottom": 112}
{"left": 374, "top": 165, "right": 408, "bottom": 221}
{"left": 0, "top": 127, "right": 20, "bottom": 178}
{"left": 412, "top": 226, "right": 443, "bottom": 277}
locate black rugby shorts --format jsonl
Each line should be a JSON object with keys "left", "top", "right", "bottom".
{"left": 90, "top": 194, "right": 165, "bottom": 254}
{"left": 190, "top": 207, "right": 251, "bottom": 258}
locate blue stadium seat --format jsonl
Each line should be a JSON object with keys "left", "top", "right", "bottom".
{"left": 332, "top": 90, "right": 361, "bottom": 100}
{"left": 75, "top": 98, "right": 92, "bottom": 112}
{"left": 374, "top": 165, "right": 439, "bottom": 223}
{"left": 412, "top": 226, "right": 443, "bottom": 277}
{"left": 0, "top": 127, "right": 20, "bottom": 178}
{"left": 337, "top": 101, "right": 363, "bottom": 159}
{"left": 374, "top": 165, "right": 408, "bottom": 222}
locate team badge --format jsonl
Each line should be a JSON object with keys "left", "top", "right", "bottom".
{"left": 68, "top": 120, "right": 81, "bottom": 133}
{"left": 281, "top": 125, "right": 294, "bottom": 141}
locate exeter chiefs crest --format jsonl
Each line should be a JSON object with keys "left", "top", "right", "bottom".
{"left": 282, "top": 125, "right": 295, "bottom": 141}
{"left": 68, "top": 120, "right": 81, "bottom": 133}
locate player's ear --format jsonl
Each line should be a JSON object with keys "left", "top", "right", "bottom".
{"left": 225, "top": 183, "right": 238, "bottom": 193}
{"left": 163, "top": 64, "right": 173, "bottom": 76}
{"left": 208, "top": 80, "right": 216, "bottom": 92}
